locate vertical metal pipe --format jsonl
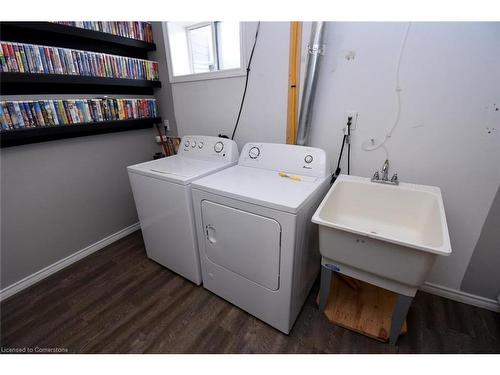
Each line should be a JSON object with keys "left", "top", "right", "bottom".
{"left": 296, "top": 22, "right": 327, "bottom": 146}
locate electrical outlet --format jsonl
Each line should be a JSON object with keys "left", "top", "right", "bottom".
{"left": 163, "top": 119, "right": 170, "bottom": 132}
{"left": 344, "top": 111, "right": 358, "bottom": 130}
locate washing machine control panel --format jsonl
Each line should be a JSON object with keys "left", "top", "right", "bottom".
{"left": 239, "top": 143, "right": 327, "bottom": 178}
{"left": 179, "top": 136, "right": 239, "bottom": 162}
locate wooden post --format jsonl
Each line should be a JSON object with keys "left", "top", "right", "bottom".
{"left": 286, "top": 22, "right": 302, "bottom": 145}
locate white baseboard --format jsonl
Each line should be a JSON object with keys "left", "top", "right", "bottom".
{"left": 0, "top": 222, "right": 140, "bottom": 302}
{"left": 420, "top": 282, "right": 500, "bottom": 313}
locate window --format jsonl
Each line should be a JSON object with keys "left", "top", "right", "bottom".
{"left": 187, "top": 23, "right": 217, "bottom": 73}
{"left": 164, "top": 21, "right": 244, "bottom": 82}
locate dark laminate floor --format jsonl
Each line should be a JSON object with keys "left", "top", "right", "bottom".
{"left": 1, "top": 231, "right": 499, "bottom": 354}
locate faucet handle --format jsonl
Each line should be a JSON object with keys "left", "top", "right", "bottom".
{"left": 372, "top": 171, "right": 380, "bottom": 181}
{"left": 391, "top": 173, "right": 399, "bottom": 184}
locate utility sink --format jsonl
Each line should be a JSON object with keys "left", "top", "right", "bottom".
{"left": 312, "top": 174, "right": 452, "bottom": 297}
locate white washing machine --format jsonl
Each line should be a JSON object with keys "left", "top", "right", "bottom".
{"left": 191, "top": 143, "right": 330, "bottom": 333}
{"left": 127, "top": 136, "right": 238, "bottom": 285}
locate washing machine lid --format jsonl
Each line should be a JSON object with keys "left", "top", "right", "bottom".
{"left": 192, "top": 165, "right": 328, "bottom": 213}
{"left": 127, "top": 155, "right": 236, "bottom": 185}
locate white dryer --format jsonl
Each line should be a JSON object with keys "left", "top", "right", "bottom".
{"left": 127, "top": 136, "right": 238, "bottom": 285}
{"left": 191, "top": 143, "right": 329, "bottom": 333}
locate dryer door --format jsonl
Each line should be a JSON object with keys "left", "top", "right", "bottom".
{"left": 201, "top": 200, "right": 281, "bottom": 291}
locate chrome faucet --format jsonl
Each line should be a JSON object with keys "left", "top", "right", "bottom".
{"left": 381, "top": 159, "right": 390, "bottom": 181}
{"left": 371, "top": 159, "right": 399, "bottom": 185}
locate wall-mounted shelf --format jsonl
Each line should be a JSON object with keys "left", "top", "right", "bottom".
{"left": 0, "top": 22, "right": 156, "bottom": 59}
{"left": 0, "top": 117, "right": 162, "bottom": 148}
{"left": 1, "top": 73, "right": 162, "bottom": 95}
{"left": 0, "top": 22, "right": 162, "bottom": 148}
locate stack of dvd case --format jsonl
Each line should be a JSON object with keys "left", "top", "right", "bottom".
{"left": 0, "top": 41, "right": 159, "bottom": 81}
{"left": 0, "top": 98, "right": 157, "bottom": 130}
{"left": 54, "top": 22, "right": 154, "bottom": 43}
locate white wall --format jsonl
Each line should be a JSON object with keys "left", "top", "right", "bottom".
{"left": 169, "top": 22, "right": 290, "bottom": 149}
{"left": 307, "top": 22, "right": 500, "bottom": 290}
{"left": 1, "top": 128, "right": 159, "bottom": 288}
{"left": 164, "top": 21, "right": 500, "bottom": 294}
{"left": 150, "top": 22, "right": 178, "bottom": 135}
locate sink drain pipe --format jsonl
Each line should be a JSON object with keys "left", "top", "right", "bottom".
{"left": 295, "top": 22, "right": 327, "bottom": 146}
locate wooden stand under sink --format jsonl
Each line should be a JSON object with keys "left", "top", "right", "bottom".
{"left": 318, "top": 273, "right": 407, "bottom": 342}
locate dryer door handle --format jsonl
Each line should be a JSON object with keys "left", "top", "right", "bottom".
{"left": 206, "top": 225, "right": 217, "bottom": 244}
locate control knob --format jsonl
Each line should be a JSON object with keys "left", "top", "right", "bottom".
{"left": 249, "top": 146, "right": 260, "bottom": 159}
{"left": 214, "top": 141, "right": 224, "bottom": 153}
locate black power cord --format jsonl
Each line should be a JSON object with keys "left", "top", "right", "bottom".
{"left": 330, "top": 116, "right": 352, "bottom": 184}
{"left": 230, "top": 22, "right": 261, "bottom": 140}
{"left": 330, "top": 134, "right": 347, "bottom": 184}
{"left": 347, "top": 118, "right": 351, "bottom": 175}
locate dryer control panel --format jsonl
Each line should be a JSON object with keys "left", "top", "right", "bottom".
{"left": 179, "top": 136, "right": 239, "bottom": 163}
{"left": 239, "top": 143, "right": 328, "bottom": 178}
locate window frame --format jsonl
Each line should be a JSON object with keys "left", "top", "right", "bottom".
{"left": 185, "top": 22, "right": 217, "bottom": 74}
{"left": 162, "top": 21, "right": 247, "bottom": 84}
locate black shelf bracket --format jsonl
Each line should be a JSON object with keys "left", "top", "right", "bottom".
{"left": 1, "top": 73, "right": 162, "bottom": 95}
{"left": 0, "top": 117, "right": 162, "bottom": 148}
{"left": 0, "top": 22, "right": 156, "bottom": 59}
